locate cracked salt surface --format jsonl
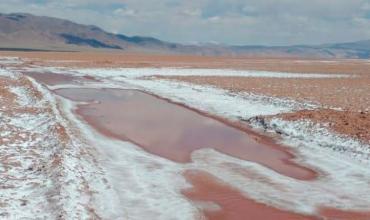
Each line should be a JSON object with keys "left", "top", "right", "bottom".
{"left": 0, "top": 71, "right": 113, "bottom": 219}
{"left": 0, "top": 75, "right": 58, "bottom": 218}
{"left": 267, "top": 118, "right": 370, "bottom": 160}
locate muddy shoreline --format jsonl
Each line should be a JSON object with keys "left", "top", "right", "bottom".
{"left": 55, "top": 88, "right": 317, "bottom": 180}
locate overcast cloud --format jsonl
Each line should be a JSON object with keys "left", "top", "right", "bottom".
{"left": 1, "top": 0, "right": 369, "bottom": 45}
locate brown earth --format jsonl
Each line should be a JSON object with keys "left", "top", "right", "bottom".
{"left": 156, "top": 76, "right": 370, "bottom": 112}
{"left": 276, "top": 109, "right": 370, "bottom": 143}
{"left": 1, "top": 51, "right": 370, "bottom": 76}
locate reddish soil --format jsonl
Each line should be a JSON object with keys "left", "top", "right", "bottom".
{"left": 54, "top": 88, "right": 316, "bottom": 180}
{"left": 183, "top": 170, "right": 317, "bottom": 220}
{"left": 0, "top": 76, "right": 17, "bottom": 106}
{"left": 276, "top": 109, "right": 370, "bottom": 143}
{"left": 157, "top": 76, "right": 370, "bottom": 112}
{"left": 2, "top": 51, "right": 370, "bottom": 76}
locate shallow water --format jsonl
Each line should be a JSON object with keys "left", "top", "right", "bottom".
{"left": 183, "top": 170, "right": 317, "bottom": 220}
{"left": 25, "top": 72, "right": 97, "bottom": 85}
{"left": 55, "top": 88, "right": 316, "bottom": 181}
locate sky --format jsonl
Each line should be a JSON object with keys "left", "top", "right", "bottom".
{"left": 1, "top": 0, "right": 370, "bottom": 46}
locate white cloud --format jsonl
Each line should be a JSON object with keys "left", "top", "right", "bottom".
{"left": 0, "top": 0, "right": 369, "bottom": 45}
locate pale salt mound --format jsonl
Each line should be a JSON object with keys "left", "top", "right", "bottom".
{"left": 0, "top": 69, "right": 110, "bottom": 219}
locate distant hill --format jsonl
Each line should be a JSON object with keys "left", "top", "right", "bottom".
{"left": 1, "top": 13, "right": 369, "bottom": 58}
{"left": 0, "top": 13, "right": 182, "bottom": 53}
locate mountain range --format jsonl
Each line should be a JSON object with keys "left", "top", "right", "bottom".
{"left": 1, "top": 13, "right": 370, "bottom": 58}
